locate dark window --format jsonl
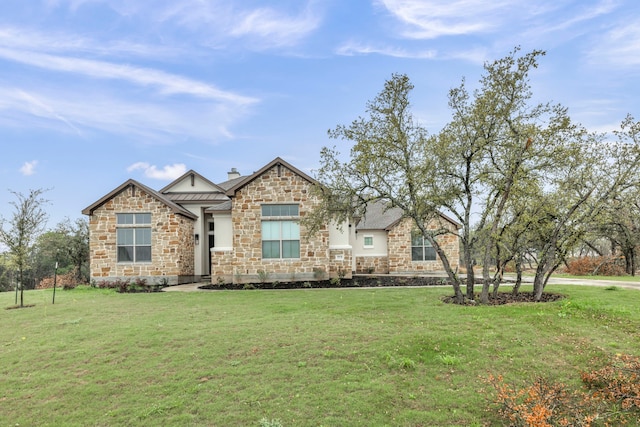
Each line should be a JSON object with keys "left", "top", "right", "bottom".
{"left": 411, "top": 232, "right": 436, "bottom": 261}
{"left": 116, "top": 213, "right": 151, "bottom": 263}
{"left": 261, "top": 205, "right": 300, "bottom": 259}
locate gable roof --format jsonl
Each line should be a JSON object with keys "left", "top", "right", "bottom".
{"left": 81, "top": 179, "right": 197, "bottom": 220}
{"left": 225, "top": 157, "right": 318, "bottom": 197}
{"left": 160, "top": 169, "right": 225, "bottom": 194}
{"left": 356, "top": 200, "right": 461, "bottom": 231}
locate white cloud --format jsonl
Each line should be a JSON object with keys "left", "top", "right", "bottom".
{"left": 43, "top": 0, "right": 322, "bottom": 49}
{"left": 0, "top": 86, "right": 248, "bottom": 143}
{"left": 20, "top": 160, "right": 38, "bottom": 176}
{"left": 588, "top": 20, "right": 640, "bottom": 67}
{"left": 336, "top": 41, "right": 437, "bottom": 59}
{"left": 0, "top": 26, "right": 180, "bottom": 58}
{"left": 228, "top": 6, "right": 321, "bottom": 48}
{"left": 0, "top": 47, "right": 257, "bottom": 105}
{"left": 127, "top": 162, "right": 187, "bottom": 180}
{"left": 377, "top": 0, "right": 518, "bottom": 39}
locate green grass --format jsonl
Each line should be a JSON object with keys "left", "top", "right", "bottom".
{"left": 2, "top": 284, "right": 639, "bottom": 426}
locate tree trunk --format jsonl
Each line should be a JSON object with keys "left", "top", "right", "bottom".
{"left": 463, "top": 239, "right": 475, "bottom": 299}
{"left": 512, "top": 256, "right": 523, "bottom": 296}
{"left": 431, "top": 237, "right": 464, "bottom": 303}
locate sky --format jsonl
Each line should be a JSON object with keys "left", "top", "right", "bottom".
{"left": 0, "top": 0, "right": 638, "bottom": 228}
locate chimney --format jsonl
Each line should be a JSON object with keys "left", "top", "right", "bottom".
{"left": 227, "top": 168, "right": 241, "bottom": 180}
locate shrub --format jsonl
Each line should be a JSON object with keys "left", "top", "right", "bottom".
{"left": 488, "top": 353, "right": 640, "bottom": 426}
{"left": 312, "top": 267, "right": 326, "bottom": 280}
{"left": 566, "top": 256, "right": 626, "bottom": 276}
{"left": 257, "top": 269, "right": 269, "bottom": 283}
{"left": 487, "top": 375, "right": 601, "bottom": 426}
{"left": 581, "top": 354, "right": 640, "bottom": 412}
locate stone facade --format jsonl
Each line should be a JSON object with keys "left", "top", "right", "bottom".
{"left": 87, "top": 185, "right": 195, "bottom": 285}
{"left": 387, "top": 217, "right": 460, "bottom": 274}
{"left": 212, "top": 164, "right": 353, "bottom": 284}
{"left": 355, "top": 256, "right": 390, "bottom": 274}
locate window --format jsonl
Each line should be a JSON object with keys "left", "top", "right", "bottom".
{"left": 411, "top": 232, "right": 436, "bottom": 261}
{"left": 116, "top": 213, "right": 151, "bottom": 262}
{"left": 261, "top": 204, "right": 300, "bottom": 259}
{"left": 363, "top": 235, "right": 374, "bottom": 248}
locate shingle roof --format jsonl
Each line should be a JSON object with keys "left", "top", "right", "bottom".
{"left": 355, "top": 200, "right": 461, "bottom": 231}
{"left": 355, "top": 200, "right": 404, "bottom": 231}
{"left": 216, "top": 175, "right": 247, "bottom": 191}
{"left": 204, "top": 201, "right": 232, "bottom": 212}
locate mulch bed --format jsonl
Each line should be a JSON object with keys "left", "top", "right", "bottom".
{"left": 441, "top": 291, "right": 564, "bottom": 305}
{"left": 199, "top": 275, "right": 563, "bottom": 305}
{"left": 199, "top": 275, "right": 447, "bottom": 291}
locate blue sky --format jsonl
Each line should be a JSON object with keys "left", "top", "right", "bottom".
{"left": 0, "top": 0, "right": 638, "bottom": 228}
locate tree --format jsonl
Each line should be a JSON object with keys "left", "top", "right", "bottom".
{"left": 31, "top": 218, "right": 90, "bottom": 285}
{"left": 529, "top": 115, "right": 640, "bottom": 299}
{"left": 0, "top": 189, "right": 49, "bottom": 306}
{"left": 307, "top": 74, "right": 466, "bottom": 303}
{"left": 437, "top": 47, "right": 585, "bottom": 303}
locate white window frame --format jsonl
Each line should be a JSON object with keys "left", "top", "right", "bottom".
{"left": 411, "top": 232, "right": 437, "bottom": 262}
{"left": 261, "top": 204, "right": 300, "bottom": 259}
{"left": 116, "top": 213, "right": 152, "bottom": 263}
{"left": 363, "top": 235, "right": 374, "bottom": 249}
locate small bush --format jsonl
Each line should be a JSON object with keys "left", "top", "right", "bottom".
{"left": 313, "top": 267, "right": 326, "bottom": 280}
{"left": 566, "top": 256, "right": 626, "bottom": 276}
{"left": 581, "top": 353, "right": 640, "bottom": 412}
{"left": 488, "top": 353, "right": 640, "bottom": 426}
{"left": 257, "top": 269, "right": 269, "bottom": 283}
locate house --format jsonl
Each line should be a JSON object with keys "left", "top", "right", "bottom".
{"left": 82, "top": 157, "right": 460, "bottom": 285}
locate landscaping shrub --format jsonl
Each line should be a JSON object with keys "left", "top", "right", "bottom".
{"left": 581, "top": 353, "right": 640, "bottom": 412}
{"left": 93, "top": 278, "right": 161, "bottom": 293}
{"left": 488, "top": 353, "right": 640, "bottom": 426}
{"left": 566, "top": 256, "right": 626, "bottom": 276}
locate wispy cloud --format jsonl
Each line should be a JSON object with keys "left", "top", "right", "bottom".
{"left": 0, "top": 86, "right": 249, "bottom": 142}
{"left": 336, "top": 41, "right": 436, "bottom": 58}
{"left": 377, "top": 0, "right": 519, "bottom": 39}
{"left": 44, "top": 0, "right": 322, "bottom": 50}
{"left": 0, "top": 47, "right": 257, "bottom": 105}
{"left": 20, "top": 160, "right": 38, "bottom": 176}
{"left": 587, "top": 19, "right": 640, "bottom": 67}
{"left": 0, "top": 26, "right": 178, "bottom": 58}
{"left": 127, "top": 162, "right": 187, "bottom": 180}
{"left": 228, "top": 5, "right": 322, "bottom": 48}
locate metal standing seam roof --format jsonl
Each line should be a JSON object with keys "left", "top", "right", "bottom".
{"left": 163, "top": 192, "right": 229, "bottom": 203}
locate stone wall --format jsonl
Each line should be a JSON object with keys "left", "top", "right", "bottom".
{"left": 387, "top": 217, "right": 459, "bottom": 274}
{"left": 355, "top": 256, "right": 390, "bottom": 274}
{"left": 88, "top": 184, "right": 195, "bottom": 285}
{"left": 212, "top": 164, "right": 352, "bottom": 284}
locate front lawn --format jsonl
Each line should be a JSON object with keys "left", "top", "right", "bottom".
{"left": 2, "top": 284, "right": 639, "bottom": 426}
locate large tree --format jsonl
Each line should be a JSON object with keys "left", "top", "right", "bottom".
{"left": 307, "top": 74, "right": 466, "bottom": 302}
{"left": 528, "top": 115, "right": 640, "bottom": 299}
{"left": 437, "top": 48, "right": 585, "bottom": 303}
{"left": 0, "top": 189, "right": 49, "bottom": 306}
